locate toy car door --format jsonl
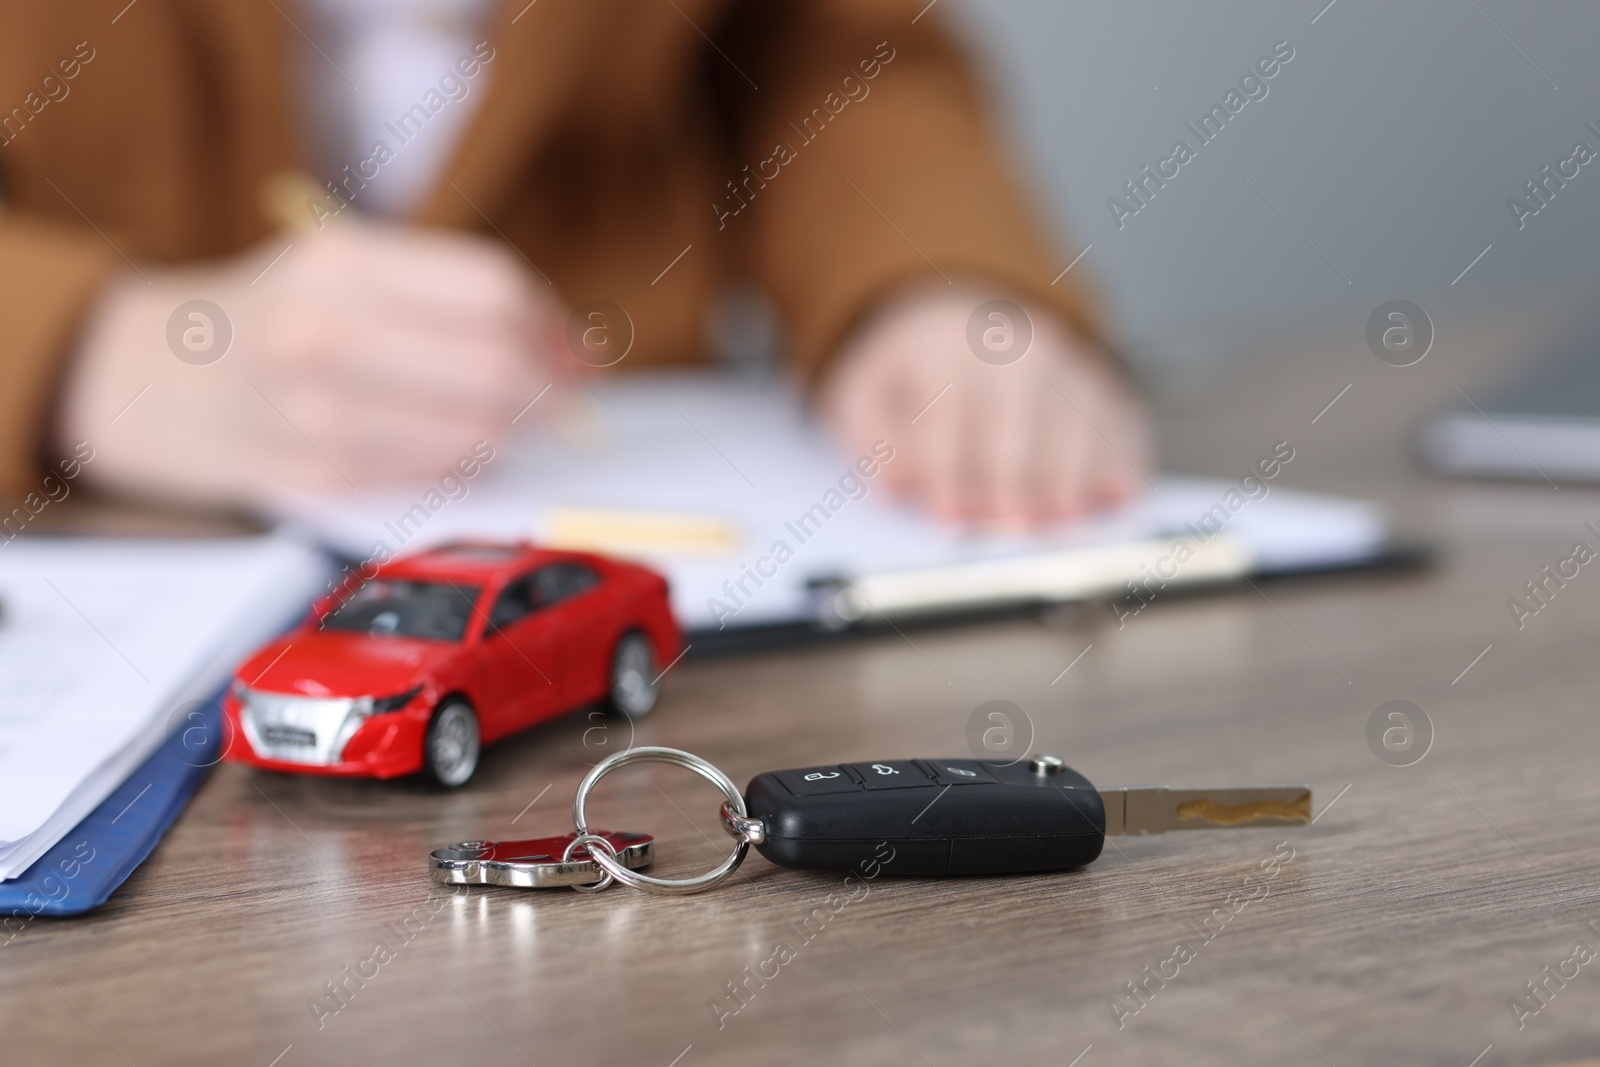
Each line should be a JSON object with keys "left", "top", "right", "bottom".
{"left": 479, "top": 572, "right": 558, "bottom": 736}
{"left": 531, "top": 561, "right": 605, "bottom": 707}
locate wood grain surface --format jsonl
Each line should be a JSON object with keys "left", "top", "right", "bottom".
{"left": 5, "top": 320, "right": 1600, "bottom": 1066}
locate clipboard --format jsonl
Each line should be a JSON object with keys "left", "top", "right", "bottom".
{"left": 271, "top": 373, "right": 1402, "bottom": 638}
{"left": 0, "top": 691, "right": 225, "bottom": 921}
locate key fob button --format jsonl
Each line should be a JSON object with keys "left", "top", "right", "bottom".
{"left": 843, "top": 761, "right": 932, "bottom": 790}
{"left": 771, "top": 766, "right": 863, "bottom": 796}
{"left": 924, "top": 760, "right": 998, "bottom": 786}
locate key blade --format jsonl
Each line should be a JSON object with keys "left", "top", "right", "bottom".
{"left": 1100, "top": 786, "right": 1312, "bottom": 835}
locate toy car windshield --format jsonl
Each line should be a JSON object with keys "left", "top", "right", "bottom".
{"left": 320, "top": 580, "right": 481, "bottom": 642}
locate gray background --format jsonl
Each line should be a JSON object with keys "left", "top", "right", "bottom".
{"left": 947, "top": 0, "right": 1600, "bottom": 375}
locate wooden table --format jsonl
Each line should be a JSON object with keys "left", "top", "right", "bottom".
{"left": 6, "top": 328, "right": 1600, "bottom": 1066}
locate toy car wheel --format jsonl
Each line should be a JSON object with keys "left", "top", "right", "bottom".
{"left": 423, "top": 700, "right": 480, "bottom": 787}
{"left": 607, "top": 631, "right": 659, "bottom": 719}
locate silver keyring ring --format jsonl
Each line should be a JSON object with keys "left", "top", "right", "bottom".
{"left": 560, "top": 834, "right": 616, "bottom": 894}
{"left": 572, "top": 746, "right": 752, "bottom": 895}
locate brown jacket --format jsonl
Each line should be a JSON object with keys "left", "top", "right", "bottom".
{"left": 0, "top": 0, "right": 1096, "bottom": 495}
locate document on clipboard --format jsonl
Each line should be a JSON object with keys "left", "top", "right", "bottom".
{"left": 268, "top": 373, "right": 1392, "bottom": 638}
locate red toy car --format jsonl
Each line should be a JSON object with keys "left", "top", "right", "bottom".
{"left": 224, "top": 541, "right": 680, "bottom": 786}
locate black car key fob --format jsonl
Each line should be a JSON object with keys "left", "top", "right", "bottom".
{"left": 740, "top": 755, "right": 1311, "bottom": 877}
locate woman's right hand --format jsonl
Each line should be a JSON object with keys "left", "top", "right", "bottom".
{"left": 59, "top": 222, "right": 567, "bottom": 508}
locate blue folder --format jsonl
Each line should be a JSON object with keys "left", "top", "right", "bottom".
{"left": 0, "top": 691, "right": 225, "bottom": 919}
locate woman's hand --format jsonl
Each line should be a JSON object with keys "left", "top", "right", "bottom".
{"left": 820, "top": 286, "right": 1150, "bottom": 527}
{"left": 59, "top": 222, "right": 567, "bottom": 507}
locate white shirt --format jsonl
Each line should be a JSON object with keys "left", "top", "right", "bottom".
{"left": 297, "top": 0, "right": 496, "bottom": 216}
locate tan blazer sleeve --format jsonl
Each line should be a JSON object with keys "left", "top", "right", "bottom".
{"left": 0, "top": 211, "right": 117, "bottom": 493}
{"left": 0, "top": 212, "right": 116, "bottom": 495}
{"left": 720, "top": 0, "right": 1103, "bottom": 379}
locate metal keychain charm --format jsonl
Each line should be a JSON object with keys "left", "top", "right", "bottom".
{"left": 429, "top": 831, "right": 654, "bottom": 890}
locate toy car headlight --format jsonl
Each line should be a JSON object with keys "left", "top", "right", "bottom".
{"left": 371, "top": 686, "right": 422, "bottom": 714}
{"left": 328, "top": 696, "right": 375, "bottom": 759}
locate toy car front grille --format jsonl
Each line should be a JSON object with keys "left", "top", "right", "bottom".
{"left": 237, "top": 688, "right": 369, "bottom": 766}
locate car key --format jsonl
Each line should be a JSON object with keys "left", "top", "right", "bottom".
{"left": 736, "top": 755, "right": 1311, "bottom": 876}
{"left": 431, "top": 747, "right": 1312, "bottom": 895}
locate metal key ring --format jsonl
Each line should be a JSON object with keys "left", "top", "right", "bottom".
{"left": 559, "top": 834, "right": 616, "bottom": 894}
{"left": 572, "top": 746, "right": 754, "bottom": 895}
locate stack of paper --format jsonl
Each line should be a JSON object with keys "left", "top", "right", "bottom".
{"left": 270, "top": 373, "right": 1389, "bottom": 633}
{"left": 0, "top": 536, "right": 328, "bottom": 880}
